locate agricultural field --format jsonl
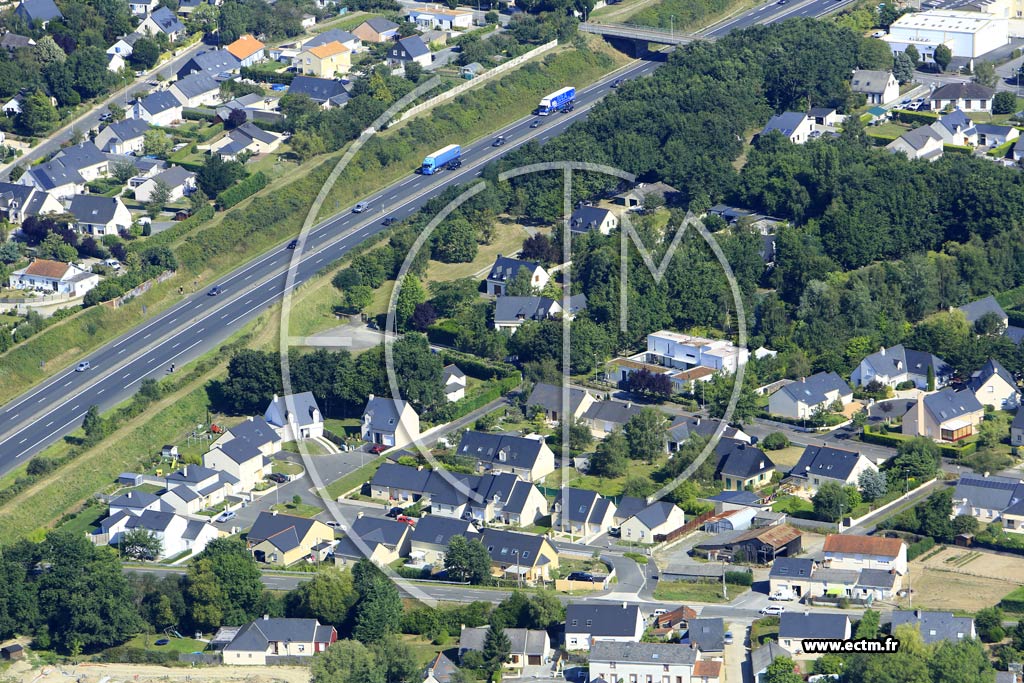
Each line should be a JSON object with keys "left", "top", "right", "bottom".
{"left": 905, "top": 546, "right": 1023, "bottom": 612}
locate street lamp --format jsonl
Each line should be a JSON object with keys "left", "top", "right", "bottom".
{"left": 670, "top": 14, "right": 675, "bottom": 38}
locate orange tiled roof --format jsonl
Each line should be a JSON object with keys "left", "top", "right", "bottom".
{"left": 823, "top": 534, "right": 904, "bottom": 558}
{"left": 23, "top": 258, "right": 70, "bottom": 279}
{"left": 308, "top": 41, "right": 349, "bottom": 59}
{"left": 693, "top": 660, "right": 722, "bottom": 677}
{"left": 226, "top": 34, "right": 265, "bottom": 60}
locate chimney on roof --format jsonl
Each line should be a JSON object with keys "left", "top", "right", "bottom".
{"left": 368, "top": 393, "right": 375, "bottom": 401}
{"left": 880, "top": 346, "right": 886, "bottom": 355}
{"left": 985, "top": 472, "right": 990, "bottom": 477}
{"left": 183, "top": 465, "right": 188, "bottom": 477}
{"left": 357, "top": 511, "right": 364, "bottom": 519}
{"left": 417, "top": 465, "right": 424, "bottom": 471}
{"left": 272, "top": 509, "right": 278, "bottom": 516}
{"left": 263, "top": 614, "right": 269, "bottom": 620}
{"left": 622, "top": 602, "right": 628, "bottom": 609}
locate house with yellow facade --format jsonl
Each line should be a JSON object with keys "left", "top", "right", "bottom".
{"left": 297, "top": 40, "right": 350, "bottom": 77}
{"left": 246, "top": 511, "right": 333, "bottom": 566}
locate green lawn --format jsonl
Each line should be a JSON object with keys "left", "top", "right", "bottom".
{"left": 425, "top": 223, "right": 529, "bottom": 283}
{"left": 772, "top": 495, "right": 814, "bottom": 515}
{"left": 271, "top": 501, "right": 323, "bottom": 518}
{"left": 653, "top": 580, "right": 750, "bottom": 603}
{"left": 56, "top": 503, "right": 107, "bottom": 536}
{"left": 273, "top": 460, "right": 304, "bottom": 475}
{"left": 542, "top": 461, "right": 660, "bottom": 497}
{"left": 326, "top": 457, "right": 386, "bottom": 499}
{"left": 126, "top": 633, "right": 208, "bottom": 653}
{"left": 766, "top": 445, "right": 805, "bottom": 470}
{"left": 554, "top": 556, "right": 609, "bottom": 579}
{"left": 283, "top": 440, "right": 329, "bottom": 455}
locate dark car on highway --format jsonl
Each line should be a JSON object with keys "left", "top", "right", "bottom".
{"left": 382, "top": 216, "right": 397, "bottom": 226}
{"left": 530, "top": 119, "right": 542, "bottom": 128}
{"left": 287, "top": 239, "right": 299, "bottom": 249}
{"left": 207, "top": 285, "right": 223, "bottom": 296}
{"left": 447, "top": 159, "right": 462, "bottom": 170}
{"left": 493, "top": 135, "right": 506, "bottom": 146}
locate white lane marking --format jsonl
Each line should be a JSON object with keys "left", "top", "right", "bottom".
{"left": 143, "top": 333, "right": 151, "bottom": 340}
{"left": 45, "top": 421, "right": 53, "bottom": 427}
{"left": 118, "top": 348, "right": 126, "bottom": 354}
{"left": 194, "top": 303, "right": 203, "bottom": 309}
{"left": 122, "top": 373, "right": 131, "bottom": 379}
{"left": 14, "top": 411, "right": 88, "bottom": 458}
{"left": 97, "top": 389, "right": 104, "bottom": 395}
{"left": 315, "top": 258, "right": 324, "bottom": 264}
{"left": 63, "top": 380, "right": 72, "bottom": 387}
{"left": 18, "top": 438, "right": 26, "bottom": 444}
{"left": 244, "top": 299, "right": 253, "bottom": 305}
{"left": 171, "top": 342, "right": 180, "bottom": 349}
{"left": 70, "top": 404, "right": 78, "bottom": 411}
{"left": 123, "top": 339, "right": 204, "bottom": 390}
{"left": 244, "top": 274, "right": 253, "bottom": 281}
{"left": 37, "top": 397, "right": 45, "bottom": 403}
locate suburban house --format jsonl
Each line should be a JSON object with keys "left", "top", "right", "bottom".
{"left": 588, "top": 642, "right": 698, "bottom": 683}
{"left": 469, "top": 472, "right": 548, "bottom": 527}
{"left": 0, "top": 183, "right": 62, "bottom": 224}
{"left": 406, "top": 4, "right": 473, "bottom": 29}
{"left": 97, "top": 509, "right": 220, "bottom": 559}
{"left": 618, "top": 500, "right": 686, "bottom": 542}
{"left": 715, "top": 439, "right": 775, "bottom": 491}
{"left": 387, "top": 36, "right": 431, "bottom": 68}
{"left": 686, "top": 617, "right": 725, "bottom": 654}
{"left": 959, "top": 295, "right": 1024, "bottom": 346}
{"left": 493, "top": 294, "right": 586, "bottom": 332}
{"left": 768, "top": 557, "right": 816, "bottom": 599}
{"left": 789, "top": 445, "right": 878, "bottom": 491}
{"left": 613, "top": 181, "right": 680, "bottom": 211}
{"left": 582, "top": 399, "right": 644, "bottom": 438}
{"left": 454, "top": 430, "right": 555, "bottom": 481}
{"left": 52, "top": 141, "right": 109, "bottom": 181}
{"left": 226, "top": 34, "right": 265, "bottom": 67}
{"left": 975, "top": 122, "right": 1019, "bottom": 148}
{"left": 369, "top": 462, "right": 435, "bottom": 503}
{"left": 850, "top": 345, "right": 952, "bottom": 389}
{"left": 160, "top": 465, "right": 238, "bottom": 515}
{"left": 15, "top": 0, "right": 62, "bottom": 26}
{"left": 526, "top": 382, "right": 595, "bottom": 424}
{"left": 665, "top": 415, "right": 750, "bottom": 453}
{"left": 302, "top": 28, "right": 360, "bottom": 54}
{"left": 347, "top": 515, "right": 412, "bottom": 565}
{"left": 297, "top": 41, "right": 351, "bottom": 77}
{"left": 767, "top": 371, "right": 852, "bottom": 420}
{"left": 129, "top": 0, "right": 159, "bottom": 16}
{"left": 459, "top": 627, "right": 551, "bottom": 671}
{"left": 246, "top": 511, "right": 334, "bottom": 566}
{"left": 760, "top": 112, "right": 814, "bottom": 144}
{"left": 133, "top": 165, "right": 196, "bottom": 203}
{"left": 203, "top": 419, "right": 279, "bottom": 491}
{"left": 177, "top": 50, "right": 241, "bottom": 79}
{"left": 850, "top": 69, "right": 899, "bottom": 105}
{"left": 569, "top": 206, "right": 619, "bottom": 235}
{"left": 441, "top": 364, "right": 466, "bottom": 402}
{"left": 751, "top": 642, "right": 792, "bottom": 683}
{"left": 769, "top": 557, "right": 901, "bottom": 601}
{"left": 211, "top": 122, "right": 283, "bottom": 161}
{"left": 18, "top": 159, "right": 84, "bottom": 199}
{"left": 287, "top": 75, "right": 351, "bottom": 109}
{"left": 211, "top": 416, "right": 282, "bottom": 457}
{"left": 640, "top": 330, "right": 749, "bottom": 374}
{"left": 779, "top": 613, "right": 851, "bottom": 659}
{"left": 485, "top": 255, "right": 549, "bottom": 296}
{"left": 361, "top": 395, "right": 420, "bottom": 448}
{"left": 478, "top": 528, "right": 559, "bottom": 582}
{"left": 553, "top": 487, "right": 617, "bottom": 539}
{"left": 170, "top": 72, "right": 222, "bottom": 108}
{"left": 886, "top": 127, "right": 944, "bottom": 162}
{"left": 565, "top": 603, "right": 645, "bottom": 651}
{"left": 423, "top": 653, "right": 460, "bottom": 683}
{"left": 695, "top": 525, "right": 803, "bottom": 564}
{"left": 930, "top": 109, "right": 977, "bottom": 146}
{"left": 1013, "top": 410, "right": 1024, "bottom": 447}
{"left": 95, "top": 118, "right": 149, "bottom": 155}
{"left": 408, "top": 515, "right": 477, "bottom": 564}
{"left": 651, "top": 605, "right": 699, "bottom": 638}
{"left": 138, "top": 6, "right": 185, "bottom": 41}
{"left": 889, "top": 610, "right": 976, "bottom": 645}
{"left": 952, "top": 474, "right": 1024, "bottom": 529}
{"left": 264, "top": 392, "right": 324, "bottom": 442}
{"left": 68, "top": 195, "right": 133, "bottom": 237}
{"left": 929, "top": 82, "right": 994, "bottom": 113}
{"left": 1, "top": 32, "right": 35, "bottom": 51}
{"left": 902, "top": 388, "right": 985, "bottom": 441}
{"left": 822, "top": 534, "right": 907, "bottom": 576}
{"left": 132, "top": 90, "right": 183, "bottom": 126}
{"left": 967, "top": 358, "right": 1019, "bottom": 410}
{"left": 222, "top": 617, "right": 336, "bottom": 665}
{"left": 353, "top": 18, "right": 400, "bottom": 43}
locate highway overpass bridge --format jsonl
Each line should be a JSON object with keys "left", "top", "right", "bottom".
{"left": 578, "top": 22, "right": 707, "bottom": 55}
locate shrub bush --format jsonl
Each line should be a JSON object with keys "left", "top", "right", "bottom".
{"left": 907, "top": 536, "right": 935, "bottom": 560}
{"left": 216, "top": 172, "right": 269, "bottom": 210}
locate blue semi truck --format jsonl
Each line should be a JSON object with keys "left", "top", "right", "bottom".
{"left": 537, "top": 86, "right": 575, "bottom": 115}
{"left": 421, "top": 144, "right": 462, "bottom": 174}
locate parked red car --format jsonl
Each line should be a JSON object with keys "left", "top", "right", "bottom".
{"left": 369, "top": 444, "right": 387, "bottom": 454}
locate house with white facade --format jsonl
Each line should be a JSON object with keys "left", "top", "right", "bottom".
{"left": 485, "top": 255, "right": 549, "bottom": 296}
{"left": 361, "top": 395, "right": 420, "bottom": 448}
{"left": 760, "top": 112, "right": 814, "bottom": 144}
{"left": 903, "top": 388, "right": 985, "bottom": 442}
{"left": 553, "top": 488, "right": 617, "bottom": 540}
{"left": 887, "top": 127, "right": 945, "bottom": 161}
{"left": 568, "top": 206, "right": 618, "bottom": 235}
{"left": 133, "top": 165, "right": 196, "bottom": 203}
{"left": 204, "top": 419, "right": 277, "bottom": 493}
{"left": 767, "top": 371, "right": 853, "bottom": 420}
{"left": 619, "top": 500, "right": 686, "bottom": 542}
{"left": 850, "top": 70, "right": 899, "bottom": 105}
{"left": 967, "top": 358, "right": 1019, "bottom": 410}
{"left": 405, "top": 4, "right": 473, "bottom": 30}
{"left": 789, "top": 445, "right": 878, "bottom": 491}
{"left": 8, "top": 259, "right": 99, "bottom": 297}
{"left": 264, "top": 392, "right": 324, "bottom": 442}
{"left": 441, "top": 364, "right": 466, "bottom": 402}
{"left": 455, "top": 430, "right": 555, "bottom": 481}
{"left": 564, "top": 603, "right": 645, "bottom": 651}
{"left": 100, "top": 509, "right": 221, "bottom": 559}
{"left": 132, "top": 91, "right": 183, "bottom": 127}
{"left": 0, "top": 182, "right": 62, "bottom": 224}
{"left": 588, "top": 642, "right": 698, "bottom": 683}
{"left": 823, "top": 534, "right": 907, "bottom": 577}
{"left": 138, "top": 6, "right": 185, "bottom": 41}
{"left": 222, "top": 617, "right": 336, "bottom": 665}
{"left": 640, "top": 330, "right": 748, "bottom": 374}
{"left": 68, "top": 195, "right": 133, "bottom": 237}
{"left": 95, "top": 118, "right": 149, "bottom": 155}
{"left": 850, "top": 344, "right": 952, "bottom": 389}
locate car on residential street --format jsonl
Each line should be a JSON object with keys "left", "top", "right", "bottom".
{"left": 386, "top": 506, "right": 404, "bottom": 518}
{"left": 325, "top": 520, "right": 345, "bottom": 530}
{"left": 215, "top": 510, "right": 237, "bottom": 523}
{"left": 567, "top": 572, "right": 596, "bottom": 582}
{"left": 760, "top": 605, "right": 786, "bottom": 616}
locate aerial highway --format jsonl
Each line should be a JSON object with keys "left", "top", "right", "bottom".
{"left": 0, "top": 0, "right": 855, "bottom": 473}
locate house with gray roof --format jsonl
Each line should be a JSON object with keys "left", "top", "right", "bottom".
{"left": 177, "top": 50, "right": 241, "bottom": 80}
{"left": 851, "top": 344, "right": 952, "bottom": 389}
{"left": 361, "top": 395, "right": 420, "bottom": 448}
{"left": 959, "top": 295, "right": 1008, "bottom": 327}
{"left": 18, "top": 160, "right": 84, "bottom": 199}
{"left": 930, "top": 108, "right": 976, "bottom": 145}
{"left": 903, "top": 387, "right": 984, "bottom": 442}
{"left": 889, "top": 610, "right": 975, "bottom": 645}
{"left": 1, "top": 32, "right": 35, "bottom": 51}
{"left": 52, "top": 142, "right": 109, "bottom": 181}
{"left": 349, "top": 514, "right": 412, "bottom": 564}
{"left": 952, "top": 474, "right": 1024, "bottom": 525}
{"left": 247, "top": 511, "right": 333, "bottom": 566}
{"left": 565, "top": 603, "right": 645, "bottom": 651}
{"left": 768, "top": 371, "right": 852, "bottom": 420}
{"left": 287, "top": 75, "right": 350, "bottom": 108}
{"left": 975, "top": 122, "right": 1019, "bottom": 148}
{"left": 132, "top": 90, "right": 183, "bottom": 127}
{"left": 423, "top": 652, "right": 460, "bottom": 683}
{"left": 715, "top": 439, "right": 775, "bottom": 491}
{"left": 98, "top": 507, "right": 220, "bottom": 559}
{"left": 95, "top": 118, "right": 150, "bottom": 155}
{"left": 470, "top": 472, "right": 548, "bottom": 527}
{"left": 265, "top": 392, "right": 324, "bottom": 442}
{"left": 455, "top": 430, "right": 555, "bottom": 481}
{"left": 553, "top": 487, "right": 616, "bottom": 539}
{"left": 387, "top": 36, "right": 431, "bottom": 68}
{"left": 15, "top": 0, "right": 62, "bottom": 26}
{"left": 761, "top": 112, "right": 814, "bottom": 144}
{"left": 751, "top": 642, "right": 793, "bottom": 683}
{"left": 850, "top": 69, "right": 899, "bottom": 104}
{"left": 768, "top": 557, "right": 816, "bottom": 598}
{"left": 223, "top": 616, "right": 336, "bottom": 665}
{"left": 929, "top": 82, "right": 994, "bottom": 113}
{"left": 620, "top": 500, "right": 685, "bottom": 542}
{"left": 442, "top": 364, "right": 465, "bottom": 402}
{"left": 408, "top": 515, "right": 477, "bottom": 564}
{"left": 485, "top": 254, "right": 548, "bottom": 295}
{"left": 494, "top": 294, "right": 586, "bottom": 333}
{"left": 133, "top": 165, "right": 196, "bottom": 203}
{"left": 666, "top": 414, "right": 750, "bottom": 453}
{"left": 779, "top": 612, "right": 851, "bottom": 658}
{"left": 582, "top": 399, "right": 644, "bottom": 438}
{"left": 0, "top": 182, "right": 61, "bottom": 224}
{"left": 68, "top": 195, "right": 132, "bottom": 237}
{"left": 887, "top": 126, "right": 945, "bottom": 161}
{"left": 968, "top": 358, "right": 1019, "bottom": 410}
{"left": 789, "top": 444, "right": 878, "bottom": 491}
{"left": 526, "top": 382, "right": 595, "bottom": 424}
{"left": 588, "top": 641, "right": 698, "bottom": 683}
{"left": 369, "top": 462, "right": 433, "bottom": 503}
{"left": 686, "top": 617, "right": 726, "bottom": 653}
{"left": 212, "top": 122, "right": 283, "bottom": 161}
{"left": 353, "top": 17, "right": 400, "bottom": 43}
{"left": 459, "top": 626, "right": 551, "bottom": 671}
{"left": 170, "top": 71, "right": 221, "bottom": 108}
{"left": 303, "top": 28, "right": 360, "bottom": 53}
{"left": 1013, "top": 410, "right": 1024, "bottom": 448}
{"left": 569, "top": 205, "right": 618, "bottom": 235}
{"left": 613, "top": 495, "right": 648, "bottom": 525}
{"left": 139, "top": 6, "right": 186, "bottom": 41}
{"left": 478, "top": 527, "right": 558, "bottom": 582}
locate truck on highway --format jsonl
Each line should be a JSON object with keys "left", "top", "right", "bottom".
{"left": 537, "top": 86, "right": 575, "bottom": 115}
{"left": 421, "top": 144, "right": 461, "bottom": 174}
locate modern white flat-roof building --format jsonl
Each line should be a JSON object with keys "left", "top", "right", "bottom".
{"left": 883, "top": 10, "right": 1008, "bottom": 59}
{"left": 642, "top": 330, "right": 749, "bottom": 374}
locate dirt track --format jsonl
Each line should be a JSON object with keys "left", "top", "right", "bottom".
{"left": 6, "top": 660, "right": 311, "bottom": 683}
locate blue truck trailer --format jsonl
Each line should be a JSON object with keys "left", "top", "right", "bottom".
{"left": 537, "top": 86, "right": 575, "bottom": 115}
{"left": 421, "top": 144, "right": 461, "bottom": 174}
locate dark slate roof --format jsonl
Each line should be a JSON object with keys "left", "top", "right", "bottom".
{"left": 288, "top": 75, "right": 348, "bottom": 103}
{"left": 632, "top": 500, "right": 678, "bottom": 530}
{"left": 179, "top": 50, "right": 241, "bottom": 79}
{"left": 487, "top": 254, "right": 541, "bottom": 283}
{"left": 479, "top": 527, "right": 546, "bottom": 565}
{"left": 939, "top": 109, "right": 973, "bottom": 131}
{"left": 15, "top": 0, "right": 62, "bottom": 23}
{"left": 223, "top": 416, "right": 280, "bottom": 450}
{"left": 151, "top": 165, "right": 195, "bottom": 188}
{"left": 125, "top": 509, "right": 178, "bottom": 532}
{"left": 589, "top": 641, "right": 697, "bottom": 666}
{"left": 861, "top": 345, "right": 951, "bottom": 381}
{"left": 762, "top": 112, "right": 807, "bottom": 137}
{"left": 686, "top": 617, "right": 725, "bottom": 652}
{"left": 424, "top": 653, "right": 460, "bottom": 683}
{"left": 932, "top": 82, "right": 994, "bottom": 101}
{"left": 364, "top": 17, "right": 399, "bottom": 33}
{"left": 922, "top": 388, "right": 983, "bottom": 423}
{"left": 27, "top": 160, "right": 82, "bottom": 189}
{"left": 889, "top": 610, "right": 975, "bottom": 644}
{"left": 425, "top": 470, "right": 479, "bottom": 507}
{"left": 975, "top": 123, "right": 1015, "bottom": 136}
{"left": 456, "top": 431, "right": 545, "bottom": 470}
{"left": 371, "top": 462, "right": 431, "bottom": 491}
{"left": 103, "top": 118, "right": 149, "bottom": 142}
{"left": 953, "top": 475, "right": 1024, "bottom": 511}
{"left": 225, "top": 618, "right": 332, "bottom": 652}
{"left": 233, "top": 121, "right": 277, "bottom": 144}
{"left": 565, "top": 603, "right": 643, "bottom": 637}
{"left": 391, "top": 36, "right": 428, "bottom": 60}
{"left": 850, "top": 70, "right": 893, "bottom": 94}
{"left": 768, "top": 556, "right": 814, "bottom": 580}
{"left": 494, "top": 295, "right": 560, "bottom": 323}
{"left": 790, "top": 445, "right": 865, "bottom": 482}
{"left": 363, "top": 396, "right": 414, "bottom": 432}
{"left": 265, "top": 392, "right": 321, "bottom": 429}
{"left": 174, "top": 71, "right": 219, "bottom": 99}
{"left": 614, "top": 495, "right": 647, "bottom": 521}
{"left": 1, "top": 33, "right": 34, "bottom": 49}
{"left": 216, "top": 438, "right": 263, "bottom": 465}
{"left": 351, "top": 515, "right": 409, "bottom": 548}
{"left": 475, "top": 472, "right": 533, "bottom": 513}
{"left": 110, "top": 490, "right": 160, "bottom": 508}
{"left": 967, "top": 358, "right": 1016, "bottom": 393}
{"left": 0, "top": 181, "right": 37, "bottom": 210}
{"left": 808, "top": 107, "right": 836, "bottom": 117}
{"left": 582, "top": 400, "right": 644, "bottom": 426}
{"left": 527, "top": 382, "right": 590, "bottom": 415}
{"left": 1007, "top": 326, "right": 1024, "bottom": 345}
{"left": 776, "top": 371, "right": 851, "bottom": 406}
{"left": 569, "top": 206, "right": 615, "bottom": 233}
{"left": 409, "top": 514, "right": 476, "bottom": 547}
{"left": 247, "top": 512, "right": 322, "bottom": 552}
{"left": 68, "top": 195, "right": 121, "bottom": 224}
{"left": 105, "top": 153, "right": 165, "bottom": 174}
{"left": 1014, "top": 410, "right": 1024, "bottom": 432}
{"left": 53, "top": 142, "right": 107, "bottom": 172}
{"left": 751, "top": 642, "right": 791, "bottom": 674}
{"left": 148, "top": 6, "right": 185, "bottom": 34}
{"left": 460, "top": 627, "right": 548, "bottom": 656}
{"left": 716, "top": 439, "right": 774, "bottom": 479}
{"left": 140, "top": 90, "right": 181, "bottom": 115}
{"left": 667, "top": 415, "right": 742, "bottom": 444}
{"left": 858, "top": 568, "right": 897, "bottom": 589}
{"left": 558, "top": 487, "right": 605, "bottom": 524}
{"left": 959, "top": 295, "right": 1007, "bottom": 323}
{"left": 305, "top": 29, "right": 358, "bottom": 49}
{"left": 779, "top": 612, "right": 849, "bottom": 639}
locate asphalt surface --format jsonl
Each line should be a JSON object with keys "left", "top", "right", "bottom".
{"left": 0, "top": 0, "right": 856, "bottom": 473}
